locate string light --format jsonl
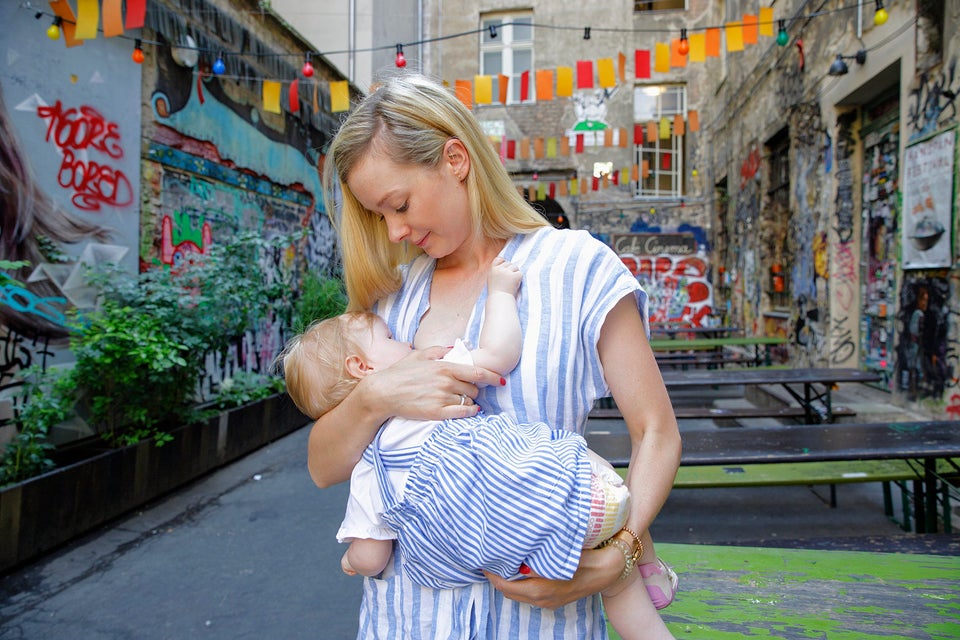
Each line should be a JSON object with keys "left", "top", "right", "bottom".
{"left": 395, "top": 44, "right": 406, "bottom": 68}
{"left": 776, "top": 20, "right": 788, "bottom": 47}
{"left": 132, "top": 38, "right": 144, "bottom": 64}
{"left": 678, "top": 29, "right": 688, "bottom": 56}
{"left": 46, "top": 16, "right": 61, "bottom": 40}
{"left": 212, "top": 51, "right": 226, "bottom": 75}
{"left": 302, "top": 53, "right": 314, "bottom": 77}
{"left": 583, "top": 27, "right": 591, "bottom": 40}
{"left": 488, "top": 24, "right": 497, "bottom": 39}
{"left": 874, "top": 0, "right": 888, "bottom": 26}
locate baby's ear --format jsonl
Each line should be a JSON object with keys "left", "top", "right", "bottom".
{"left": 344, "top": 354, "right": 372, "bottom": 378}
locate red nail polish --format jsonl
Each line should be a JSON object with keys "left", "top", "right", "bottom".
{"left": 500, "top": 377, "right": 506, "bottom": 386}
{"left": 519, "top": 563, "right": 531, "bottom": 575}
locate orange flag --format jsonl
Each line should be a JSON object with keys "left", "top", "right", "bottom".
{"left": 455, "top": 80, "right": 473, "bottom": 108}
{"left": 705, "top": 28, "right": 721, "bottom": 57}
{"left": 498, "top": 74, "right": 509, "bottom": 104}
{"left": 673, "top": 114, "right": 685, "bottom": 136}
{"left": 670, "top": 39, "right": 687, "bottom": 68}
{"left": 688, "top": 110, "right": 700, "bottom": 132}
{"left": 535, "top": 70, "right": 554, "bottom": 101}
{"left": 618, "top": 52, "right": 627, "bottom": 83}
{"left": 103, "top": 0, "right": 124, "bottom": 37}
{"left": 534, "top": 137, "right": 545, "bottom": 159}
{"left": 743, "top": 14, "right": 759, "bottom": 44}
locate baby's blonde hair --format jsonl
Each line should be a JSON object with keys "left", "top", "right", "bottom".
{"left": 279, "top": 311, "right": 378, "bottom": 419}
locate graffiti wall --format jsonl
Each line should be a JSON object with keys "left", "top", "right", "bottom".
{"left": 894, "top": 275, "right": 954, "bottom": 401}
{"left": 611, "top": 232, "right": 714, "bottom": 326}
{"left": 0, "top": 5, "right": 142, "bottom": 396}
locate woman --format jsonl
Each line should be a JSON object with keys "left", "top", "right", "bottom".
{"left": 309, "top": 73, "right": 681, "bottom": 639}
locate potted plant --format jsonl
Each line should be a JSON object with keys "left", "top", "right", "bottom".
{"left": 0, "top": 233, "right": 325, "bottom": 572}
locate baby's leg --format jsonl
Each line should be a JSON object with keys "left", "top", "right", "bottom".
{"left": 585, "top": 448, "right": 679, "bottom": 610}
{"left": 602, "top": 570, "right": 675, "bottom": 639}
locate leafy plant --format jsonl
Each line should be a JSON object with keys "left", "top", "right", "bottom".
{"left": 207, "top": 371, "right": 286, "bottom": 412}
{"left": 294, "top": 271, "right": 347, "bottom": 332}
{"left": 0, "top": 367, "right": 72, "bottom": 487}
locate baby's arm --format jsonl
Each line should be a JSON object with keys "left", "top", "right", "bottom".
{"left": 342, "top": 538, "right": 394, "bottom": 577}
{"left": 469, "top": 258, "right": 522, "bottom": 375}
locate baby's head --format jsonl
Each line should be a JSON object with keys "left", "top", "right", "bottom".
{"left": 278, "top": 311, "right": 411, "bottom": 419}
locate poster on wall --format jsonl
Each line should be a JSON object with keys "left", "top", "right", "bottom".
{"left": 901, "top": 127, "right": 956, "bottom": 269}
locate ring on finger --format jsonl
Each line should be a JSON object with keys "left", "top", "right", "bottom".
{"left": 458, "top": 394, "right": 466, "bottom": 406}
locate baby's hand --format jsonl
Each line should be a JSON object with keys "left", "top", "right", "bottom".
{"left": 488, "top": 257, "right": 522, "bottom": 296}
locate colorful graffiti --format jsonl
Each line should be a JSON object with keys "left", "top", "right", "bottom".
{"left": 613, "top": 233, "right": 714, "bottom": 326}
{"left": 829, "top": 114, "right": 859, "bottom": 366}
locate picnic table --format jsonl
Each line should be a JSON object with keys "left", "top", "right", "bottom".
{"left": 587, "top": 420, "right": 960, "bottom": 533}
{"left": 650, "top": 335, "right": 787, "bottom": 367}
{"left": 649, "top": 324, "right": 741, "bottom": 340}
{"left": 591, "top": 367, "right": 881, "bottom": 424}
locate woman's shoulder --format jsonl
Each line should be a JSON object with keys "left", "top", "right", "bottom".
{"left": 511, "top": 227, "right": 618, "bottom": 263}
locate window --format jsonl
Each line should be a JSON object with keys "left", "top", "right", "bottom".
{"left": 633, "top": 85, "right": 686, "bottom": 198}
{"left": 634, "top": 0, "right": 685, "bottom": 12}
{"left": 480, "top": 12, "right": 533, "bottom": 105}
{"left": 767, "top": 128, "right": 790, "bottom": 210}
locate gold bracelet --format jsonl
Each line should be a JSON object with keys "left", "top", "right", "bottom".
{"left": 599, "top": 537, "right": 636, "bottom": 580}
{"left": 618, "top": 526, "right": 645, "bottom": 567}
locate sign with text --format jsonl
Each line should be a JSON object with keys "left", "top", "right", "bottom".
{"left": 902, "top": 127, "right": 955, "bottom": 269}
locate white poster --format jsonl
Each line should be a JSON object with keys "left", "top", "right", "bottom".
{"left": 902, "top": 128, "right": 955, "bottom": 269}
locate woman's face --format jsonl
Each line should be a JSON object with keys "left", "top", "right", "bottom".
{"left": 346, "top": 144, "right": 471, "bottom": 260}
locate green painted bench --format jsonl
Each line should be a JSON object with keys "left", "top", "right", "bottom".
{"left": 607, "top": 543, "right": 960, "bottom": 639}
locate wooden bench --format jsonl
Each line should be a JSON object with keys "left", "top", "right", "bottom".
{"left": 607, "top": 543, "right": 960, "bottom": 639}
{"left": 590, "top": 404, "right": 856, "bottom": 422}
{"left": 587, "top": 421, "right": 960, "bottom": 533}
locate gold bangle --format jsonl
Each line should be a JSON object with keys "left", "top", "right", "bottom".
{"left": 599, "top": 537, "right": 636, "bottom": 580}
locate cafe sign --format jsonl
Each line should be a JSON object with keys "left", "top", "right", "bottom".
{"left": 611, "top": 233, "right": 698, "bottom": 256}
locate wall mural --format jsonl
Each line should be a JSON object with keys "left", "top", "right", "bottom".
{"left": 907, "top": 57, "right": 959, "bottom": 140}
{"left": 828, "top": 113, "right": 860, "bottom": 366}
{"left": 612, "top": 231, "right": 714, "bottom": 326}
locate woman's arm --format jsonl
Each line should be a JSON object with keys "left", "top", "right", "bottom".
{"left": 486, "top": 294, "right": 681, "bottom": 608}
{"left": 307, "top": 346, "right": 503, "bottom": 487}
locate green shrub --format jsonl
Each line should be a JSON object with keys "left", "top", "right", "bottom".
{"left": 294, "top": 271, "right": 347, "bottom": 332}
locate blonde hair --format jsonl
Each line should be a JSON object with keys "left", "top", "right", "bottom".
{"left": 323, "top": 72, "right": 548, "bottom": 311}
{"left": 278, "top": 311, "right": 378, "bottom": 419}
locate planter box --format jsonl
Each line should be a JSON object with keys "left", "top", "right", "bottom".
{"left": 0, "top": 393, "right": 308, "bottom": 574}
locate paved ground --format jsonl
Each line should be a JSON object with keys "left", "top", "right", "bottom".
{"left": 0, "top": 380, "right": 954, "bottom": 639}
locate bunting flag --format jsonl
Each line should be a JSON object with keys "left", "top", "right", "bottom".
{"left": 263, "top": 81, "right": 281, "bottom": 114}
{"left": 618, "top": 52, "right": 627, "bottom": 83}
{"left": 546, "top": 137, "right": 557, "bottom": 158}
{"left": 559, "top": 136, "right": 569, "bottom": 156}
{"left": 633, "top": 124, "right": 644, "bottom": 145}
{"left": 659, "top": 117, "right": 671, "bottom": 139}
{"left": 759, "top": 8, "right": 774, "bottom": 36}
{"left": 330, "top": 80, "right": 350, "bottom": 112}
{"left": 689, "top": 33, "right": 706, "bottom": 63}
{"left": 688, "top": 110, "right": 700, "bottom": 131}
{"left": 635, "top": 49, "right": 651, "bottom": 79}
{"left": 534, "top": 137, "right": 544, "bottom": 159}
{"left": 75, "top": 0, "right": 99, "bottom": 40}
{"left": 289, "top": 79, "right": 299, "bottom": 112}
{"left": 725, "top": 22, "right": 744, "bottom": 52}
{"left": 654, "top": 43, "right": 670, "bottom": 73}
{"left": 103, "top": 0, "right": 124, "bottom": 37}
{"left": 520, "top": 138, "right": 530, "bottom": 159}
{"left": 673, "top": 114, "right": 684, "bottom": 136}
{"left": 706, "top": 28, "right": 721, "bottom": 57}
{"left": 475, "top": 75, "right": 493, "bottom": 104}
{"left": 125, "top": 0, "right": 147, "bottom": 29}
{"left": 743, "top": 14, "right": 759, "bottom": 44}
{"left": 598, "top": 58, "right": 616, "bottom": 89}
{"left": 498, "top": 74, "right": 510, "bottom": 104}
{"left": 618, "top": 127, "right": 628, "bottom": 148}
{"left": 557, "top": 66, "right": 574, "bottom": 97}
{"left": 536, "top": 69, "right": 554, "bottom": 100}
{"left": 455, "top": 79, "right": 473, "bottom": 108}
{"left": 576, "top": 60, "right": 593, "bottom": 89}
{"left": 507, "top": 139, "right": 516, "bottom": 159}
{"left": 570, "top": 178, "right": 579, "bottom": 196}
{"left": 646, "top": 121, "right": 657, "bottom": 143}
{"left": 520, "top": 70, "right": 530, "bottom": 101}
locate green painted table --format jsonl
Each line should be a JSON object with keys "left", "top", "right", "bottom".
{"left": 609, "top": 543, "right": 960, "bottom": 639}
{"left": 650, "top": 335, "right": 788, "bottom": 366}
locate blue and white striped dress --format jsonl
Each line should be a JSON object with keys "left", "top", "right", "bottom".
{"left": 363, "top": 226, "right": 646, "bottom": 640}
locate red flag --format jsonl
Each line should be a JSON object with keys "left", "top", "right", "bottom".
{"left": 634, "top": 124, "right": 644, "bottom": 145}
{"left": 289, "top": 79, "right": 300, "bottom": 112}
{"left": 125, "top": 0, "right": 146, "bottom": 29}
{"left": 576, "top": 60, "right": 594, "bottom": 89}
{"left": 635, "top": 49, "right": 651, "bottom": 79}
{"left": 520, "top": 71, "right": 530, "bottom": 102}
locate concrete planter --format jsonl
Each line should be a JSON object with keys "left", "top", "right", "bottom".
{"left": 0, "top": 393, "right": 308, "bottom": 574}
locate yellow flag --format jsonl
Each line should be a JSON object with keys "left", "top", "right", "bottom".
{"left": 689, "top": 33, "right": 706, "bottom": 62}
{"left": 330, "top": 81, "right": 350, "bottom": 113}
{"left": 598, "top": 58, "right": 616, "bottom": 88}
{"left": 659, "top": 116, "right": 671, "bottom": 139}
{"left": 474, "top": 75, "right": 493, "bottom": 104}
{"left": 556, "top": 67, "right": 574, "bottom": 97}
{"left": 75, "top": 0, "right": 99, "bottom": 40}
{"left": 726, "top": 22, "right": 744, "bottom": 52}
{"left": 654, "top": 43, "right": 671, "bottom": 73}
{"left": 759, "top": 7, "right": 774, "bottom": 37}
{"left": 263, "top": 81, "right": 282, "bottom": 114}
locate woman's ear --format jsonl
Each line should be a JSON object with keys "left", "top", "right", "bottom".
{"left": 443, "top": 138, "right": 470, "bottom": 182}
{"left": 344, "top": 354, "right": 372, "bottom": 378}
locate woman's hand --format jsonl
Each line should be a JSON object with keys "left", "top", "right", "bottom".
{"left": 307, "top": 345, "right": 502, "bottom": 487}
{"left": 483, "top": 545, "right": 623, "bottom": 609}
